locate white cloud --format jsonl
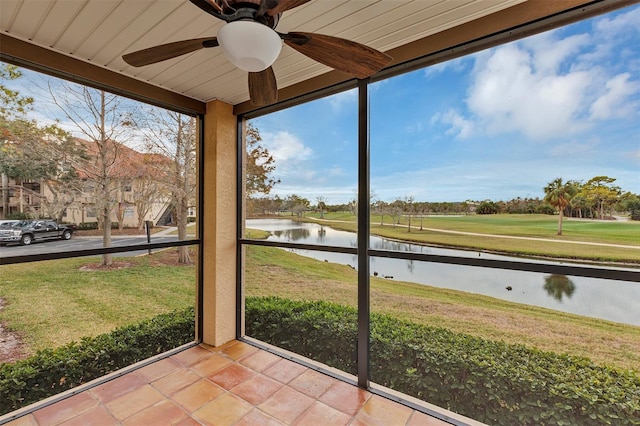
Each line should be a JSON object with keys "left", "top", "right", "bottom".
{"left": 466, "top": 43, "right": 593, "bottom": 139}
{"left": 263, "top": 130, "right": 312, "bottom": 162}
{"left": 431, "top": 12, "right": 640, "bottom": 142}
{"left": 424, "top": 56, "right": 469, "bottom": 78}
{"left": 594, "top": 5, "right": 640, "bottom": 39}
{"left": 432, "top": 109, "right": 474, "bottom": 139}
{"left": 325, "top": 88, "right": 357, "bottom": 111}
{"left": 589, "top": 73, "right": 640, "bottom": 120}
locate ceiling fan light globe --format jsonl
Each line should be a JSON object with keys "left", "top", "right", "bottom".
{"left": 217, "top": 21, "right": 282, "bottom": 72}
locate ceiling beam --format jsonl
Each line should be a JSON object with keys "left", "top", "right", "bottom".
{"left": 0, "top": 34, "right": 206, "bottom": 115}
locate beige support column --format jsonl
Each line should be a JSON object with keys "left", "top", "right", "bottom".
{"left": 200, "top": 100, "right": 237, "bottom": 347}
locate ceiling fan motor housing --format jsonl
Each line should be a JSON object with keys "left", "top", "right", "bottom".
{"left": 215, "top": 1, "right": 280, "bottom": 29}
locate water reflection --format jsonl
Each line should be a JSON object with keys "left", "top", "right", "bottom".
{"left": 247, "top": 219, "right": 640, "bottom": 325}
{"left": 543, "top": 274, "right": 576, "bottom": 301}
{"left": 272, "top": 228, "right": 311, "bottom": 241}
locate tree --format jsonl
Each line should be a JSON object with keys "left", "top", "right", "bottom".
{"left": 1, "top": 64, "right": 34, "bottom": 219}
{"left": 372, "top": 200, "right": 388, "bottom": 225}
{"left": 544, "top": 178, "right": 576, "bottom": 235}
{"left": 543, "top": 274, "right": 576, "bottom": 301}
{"left": 404, "top": 196, "right": 415, "bottom": 233}
{"left": 50, "top": 83, "right": 133, "bottom": 266}
{"left": 476, "top": 201, "right": 499, "bottom": 215}
{"left": 316, "top": 196, "right": 327, "bottom": 219}
{"left": 621, "top": 193, "right": 640, "bottom": 221}
{"left": 581, "top": 176, "right": 620, "bottom": 220}
{"left": 284, "top": 194, "right": 309, "bottom": 217}
{"left": 138, "top": 109, "right": 197, "bottom": 264}
{"left": 245, "top": 122, "right": 279, "bottom": 197}
{"left": 0, "top": 64, "right": 33, "bottom": 119}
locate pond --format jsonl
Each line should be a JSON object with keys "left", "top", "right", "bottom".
{"left": 247, "top": 219, "right": 640, "bottom": 326}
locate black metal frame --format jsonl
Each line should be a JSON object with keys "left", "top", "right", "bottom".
{"left": 1, "top": 110, "right": 205, "bottom": 341}
{"left": 234, "top": 1, "right": 640, "bottom": 422}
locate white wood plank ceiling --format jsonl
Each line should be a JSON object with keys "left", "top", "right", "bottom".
{"left": 1, "top": 0, "right": 525, "bottom": 105}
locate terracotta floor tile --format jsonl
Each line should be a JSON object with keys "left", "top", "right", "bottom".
{"left": 258, "top": 386, "right": 315, "bottom": 424}
{"left": 240, "top": 349, "right": 281, "bottom": 372}
{"left": 171, "top": 345, "right": 214, "bottom": 367}
{"left": 58, "top": 405, "right": 118, "bottom": 426}
{"left": 134, "top": 357, "right": 182, "bottom": 383}
{"left": 105, "top": 384, "right": 165, "bottom": 421}
{"left": 89, "top": 374, "right": 146, "bottom": 404}
{"left": 355, "top": 395, "right": 413, "bottom": 426}
{"left": 32, "top": 392, "right": 98, "bottom": 426}
{"left": 208, "top": 363, "right": 256, "bottom": 390}
{"left": 289, "top": 369, "right": 336, "bottom": 398}
{"left": 231, "top": 373, "right": 283, "bottom": 405}
{"left": 4, "top": 414, "right": 38, "bottom": 426}
{"left": 5, "top": 343, "right": 458, "bottom": 426}
{"left": 152, "top": 368, "right": 200, "bottom": 395}
{"left": 235, "top": 409, "right": 285, "bottom": 426}
{"left": 192, "top": 393, "right": 253, "bottom": 426}
{"left": 190, "top": 352, "right": 232, "bottom": 377}
{"left": 318, "top": 380, "right": 371, "bottom": 416}
{"left": 174, "top": 416, "right": 203, "bottom": 426}
{"left": 122, "top": 400, "right": 188, "bottom": 426}
{"left": 293, "top": 401, "right": 352, "bottom": 426}
{"left": 172, "top": 379, "right": 225, "bottom": 412}
{"left": 406, "top": 411, "right": 451, "bottom": 426}
{"left": 262, "top": 358, "right": 307, "bottom": 384}
{"left": 219, "top": 340, "right": 259, "bottom": 361}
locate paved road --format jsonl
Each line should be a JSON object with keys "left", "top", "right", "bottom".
{"left": 0, "top": 235, "right": 181, "bottom": 258}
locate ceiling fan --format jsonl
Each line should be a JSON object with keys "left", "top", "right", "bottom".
{"left": 122, "top": 0, "right": 392, "bottom": 106}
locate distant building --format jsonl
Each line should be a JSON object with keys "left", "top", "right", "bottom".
{"left": 0, "top": 138, "right": 181, "bottom": 228}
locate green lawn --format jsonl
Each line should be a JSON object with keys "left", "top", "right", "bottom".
{"left": 299, "top": 213, "right": 640, "bottom": 263}
{"left": 245, "top": 244, "right": 640, "bottom": 372}
{"left": 2, "top": 218, "right": 638, "bottom": 375}
{"left": 0, "top": 251, "right": 195, "bottom": 355}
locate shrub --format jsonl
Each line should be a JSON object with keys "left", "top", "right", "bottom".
{"left": 476, "top": 201, "right": 499, "bottom": 214}
{"left": 6, "top": 213, "right": 29, "bottom": 220}
{"left": 536, "top": 203, "right": 556, "bottom": 215}
{"left": 77, "top": 222, "right": 99, "bottom": 230}
{"left": 246, "top": 297, "right": 640, "bottom": 426}
{"left": 0, "top": 307, "right": 194, "bottom": 415}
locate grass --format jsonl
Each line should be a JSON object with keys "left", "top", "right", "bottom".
{"left": 2, "top": 219, "right": 638, "bottom": 374}
{"left": 245, "top": 244, "right": 640, "bottom": 372}
{"left": 0, "top": 250, "right": 195, "bottom": 355}
{"left": 299, "top": 213, "right": 640, "bottom": 263}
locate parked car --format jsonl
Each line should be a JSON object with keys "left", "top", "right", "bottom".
{"left": 0, "top": 220, "right": 20, "bottom": 227}
{"left": 0, "top": 220, "right": 74, "bottom": 246}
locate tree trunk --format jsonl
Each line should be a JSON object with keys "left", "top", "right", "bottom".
{"left": 102, "top": 205, "right": 112, "bottom": 266}
{"left": 1, "top": 173, "right": 8, "bottom": 219}
{"left": 177, "top": 195, "right": 191, "bottom": 264}
{"left": 557, "top": 210, "right": 563, "bottom": 236}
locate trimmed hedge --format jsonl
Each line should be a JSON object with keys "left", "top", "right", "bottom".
{"left": 246, "top": 297, "right": 640, "bottom": 426}
{"left": 0, "top": 307, "right": 194, "bottom": 415}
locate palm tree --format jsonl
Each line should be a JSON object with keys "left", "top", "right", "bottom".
{"left": 544, "top": 178, "right": 576, "bottom": 235}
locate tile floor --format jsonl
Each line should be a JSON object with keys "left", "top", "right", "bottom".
{"left": 3, "top": 341, "right": 452, "bottom": 426}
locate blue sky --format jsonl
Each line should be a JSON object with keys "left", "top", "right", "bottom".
{"left": 3, "top": 5, "right": 639, "bottom": 206}
{"left": 251, "top": 4, "right": 640, "bottom": 204}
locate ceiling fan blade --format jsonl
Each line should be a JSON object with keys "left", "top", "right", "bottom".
{"left": 248, "top": 67, "right": 278, "bottom": 106}
{"left": 189, "top": 0, "right": 223, "bottom": 16}
{"left": 122, "top": 38, "right": 218, "bottom": 67}
{"left": 266, "top": 0, "right": 311, "bottom": 16}
{"left": 284, "top": 32, "right": 392, "bottom": 79}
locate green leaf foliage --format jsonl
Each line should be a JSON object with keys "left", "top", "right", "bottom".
{"left": 246, "top": 297, "right": 640, "bottom": 425}
{"left": 0, "top": 307, "right": 194, "bottom": 415}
